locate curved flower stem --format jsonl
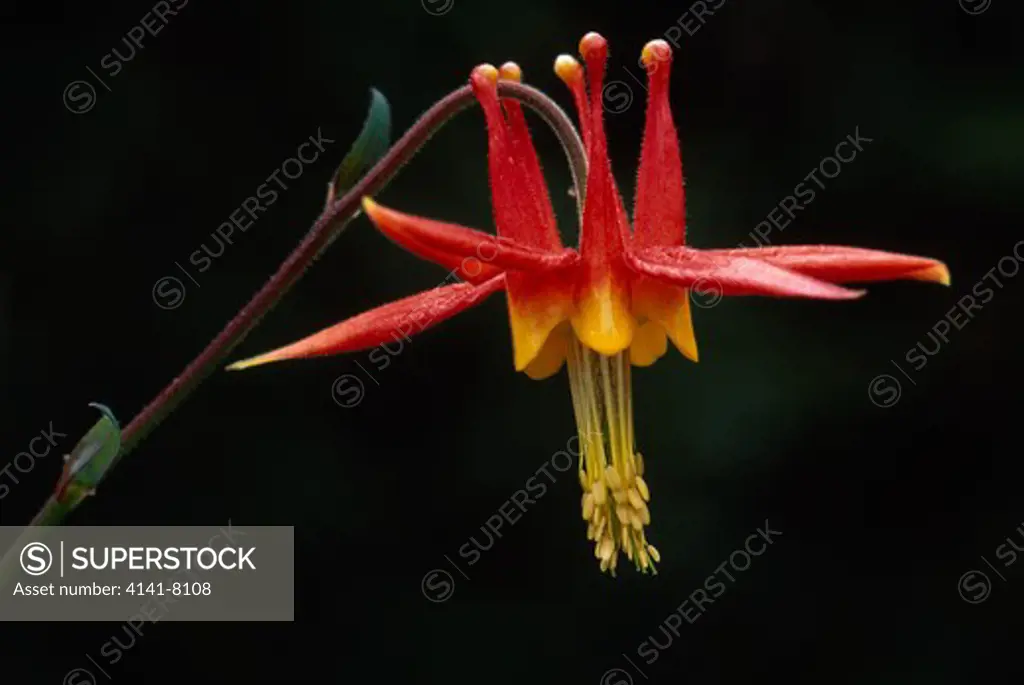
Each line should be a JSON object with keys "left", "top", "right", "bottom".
{"left": 119, "top": 82, "right": 585, "bottom": 458}
{"left": 53, "top": 84, "right": 566, "bottom": 475}
{"left": 0, "top": 81, "right": 587, "bottom": 585}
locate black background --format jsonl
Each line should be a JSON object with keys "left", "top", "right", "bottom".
{"left": 3, "top": 0, "right": 1023, "bottom": 682}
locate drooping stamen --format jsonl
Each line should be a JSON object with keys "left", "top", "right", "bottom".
{"left": 567, "top": 339, "right": 658, "bottom": 575}
{"left": 634, "top": 39, "right": 685, "bottom": 249}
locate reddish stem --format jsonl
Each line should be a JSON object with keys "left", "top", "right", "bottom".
{"left": 117, "top": 81, "right": 586, "bottom": 459}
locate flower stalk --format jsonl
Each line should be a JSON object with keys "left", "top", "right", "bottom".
{"left": 220, "top": 33, "right": 948, "bottom": 574}
{"left": 119, "top": 81, "right": 587, "bottom": 460}
{"left": 4, "top": 30, "right": 950, "bottom": 579}
{"left": 1, "top": 81, "right": 587, "bottom": 547}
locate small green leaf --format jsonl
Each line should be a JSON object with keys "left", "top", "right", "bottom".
{"left": 326, "top": 88, "right": 392, "bottom": 206}
{"left": 56, "top": 402, "right": 121, "bottom": 508}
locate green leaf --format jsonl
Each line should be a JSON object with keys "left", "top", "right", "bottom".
{"left": 326, "top": 88, "right": 392, "bottom": 205}
{"left": 56, "top": 402, "right": 121, "bottom": 508}
{"left": 0, "top": 403, "right": 121, "bottom": 589}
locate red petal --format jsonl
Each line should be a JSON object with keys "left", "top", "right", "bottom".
{"left": 628, "top": 247, "right": 864, "bottom": 300}
{"left": 694, "top": 246, "right": 951, "bottom": 285}
{"left": 554, "top": 55, "right": 592, "bottom": 152}
{"left": 227, "top": 276, "right": 506, "bottom": 369}
{"left": 497, "top": 63, "right": 563, "bottom": 251}
{"left": 577, "top": 33, "right": 632, "bottom": 283}
{"left": 634, "top": 40, "right": 685, "bottom": 249}
{"left": 470, "top": 66, "right": 562, "bottom": 250}
{"left": 363, "top": 198, "right": 578, "bottom": 273}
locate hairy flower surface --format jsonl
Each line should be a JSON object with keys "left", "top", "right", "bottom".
{"left": 229, "top": 33, "right": 949, "bottom": 575}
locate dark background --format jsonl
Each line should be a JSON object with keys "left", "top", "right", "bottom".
{"left": 3, "top": 0, "right": 1023, "bottom": 682}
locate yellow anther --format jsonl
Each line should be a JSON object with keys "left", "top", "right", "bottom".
{"left": 605, "top": 464, "right": 622, "bottom": 490}
{"left": 636, "top": 475, "right": 650, "bottom": 501}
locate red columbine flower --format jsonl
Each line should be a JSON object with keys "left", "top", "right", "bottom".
{"left": 228, "top": 33, "right": 949, "bottom": 576}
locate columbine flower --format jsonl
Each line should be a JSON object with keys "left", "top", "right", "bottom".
{"left": 228, "top": 33, "right": 949, "bottom": 576}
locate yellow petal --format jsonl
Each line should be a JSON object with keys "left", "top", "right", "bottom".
{"left": 633, "top": 277, "right": 698, "bottom": 362}
{"left": 629, "top": 320, "right": 668, "bottom": 367}
{"left": 571, "top": 279, "right": 635, "bottom": 355}
{"left": 523, "top": 323, "right": 570, "bottom": 380}
{"left": 506, "top": 275, "right": 574, "bottom": 372}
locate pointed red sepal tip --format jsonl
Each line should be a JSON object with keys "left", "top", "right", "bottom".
{"left": 909, "top": 262, "right": 952, "bottom": 286}
{"left": 499, "top": 62, "right": 522, "bottom": 82}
